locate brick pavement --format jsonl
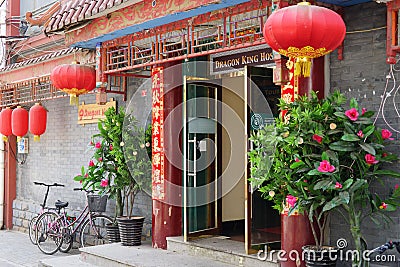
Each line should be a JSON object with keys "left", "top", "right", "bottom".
{"left": 0, "top": 230, "right": 78, "bottom": 267}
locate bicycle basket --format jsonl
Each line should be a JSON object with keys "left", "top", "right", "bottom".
{"left": 87, "top": 195, "right": 108, "bottom": 212}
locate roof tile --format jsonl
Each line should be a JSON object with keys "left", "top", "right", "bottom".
{"left": 45, "top": 0, "right": 141, "bottom": 33}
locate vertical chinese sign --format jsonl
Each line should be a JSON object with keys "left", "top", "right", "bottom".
{"left": 152, "top": 67, "right": 165, "bottom": 200}
{"left": 280, "top": 58, "right": 298, "bottom": 121}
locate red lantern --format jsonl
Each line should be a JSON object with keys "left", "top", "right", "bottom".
{"left": 12, "top": 106, "right": 28, "bottom": 141}
{"left": 29, "top": 103, "right": 47, "bottom": 141}
{"left": 0, "top": 107, "right": 12, "bottom": 141}
{"left": 50, "top": 62, "right": 96, "bottom": 106}
{"left": 263, "top": 2, "right": 346, "bottom": 77}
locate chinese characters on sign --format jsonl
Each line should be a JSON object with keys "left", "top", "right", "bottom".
{"left": 152, "top": 67, "right": 165, "bottom": 200}
{"left": 281, "top": 58, "right": 298, "bottom": 121}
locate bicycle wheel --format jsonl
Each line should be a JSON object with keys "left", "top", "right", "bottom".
{"left": 59, "top": 226, "right": 74, "bottom": 253}
{"left": 29, "top": 215, "right": 38, "bottom": 245}
{"left": 35, "top": 211, "right": 63, "bottom": 255}
{"left": 80, "top": 214, "right": 113, "bottom": 247}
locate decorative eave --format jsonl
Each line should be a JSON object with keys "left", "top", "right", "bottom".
{"left": 25, "top": 1, "right": 61, "bottom": 27}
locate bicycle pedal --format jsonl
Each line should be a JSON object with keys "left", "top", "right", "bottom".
{"left": 38, "top": 235, "right": 46, "bottom": 243}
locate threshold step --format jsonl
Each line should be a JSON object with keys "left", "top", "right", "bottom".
{"left": 79, "top": 241, "right": 235, "bottom": 267}
{"left": 39, "top": 254, "right": 95, "bottom": 267}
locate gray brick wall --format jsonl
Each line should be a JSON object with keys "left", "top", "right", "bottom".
{"left": 13, "top": 77, "right": 152, "bottom": 239}
{"left": 329, "top": 2, "right": 400, "bottom": 266}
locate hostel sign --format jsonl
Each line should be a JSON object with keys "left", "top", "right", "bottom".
{"left": 211, "top": 46, "right": 274, "bottom": 74}
{"left": 77, "top": 99, "right": 116, "bottom": 125}
{"left": 151, "top": 67, "right": 165, "bottom": 200}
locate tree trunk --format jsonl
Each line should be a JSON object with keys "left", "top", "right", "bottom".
{"left": 116, "top": 189, "right": 124, "bottom": 217}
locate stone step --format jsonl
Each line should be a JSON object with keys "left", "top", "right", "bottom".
{"left": 167, "top": 236, "right": 279, "bottom": 267}
{"left": 39, "top": 255, "right": 96, "bottom": 267}
{"left": 79, "top": 241, "right": 235, "bottom": 267}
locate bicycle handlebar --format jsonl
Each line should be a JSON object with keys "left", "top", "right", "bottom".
{"left": 73, "top": 188, "right": 94, "bottom": 194}
{"left": 371, "top": 241, "right": 400, "bottom": 254}
{"left": 34, "top": 182, "right": 65, "bottom": 187}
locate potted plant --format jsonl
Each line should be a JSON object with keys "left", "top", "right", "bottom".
{"left": 115, "top": 113, "right": 152, "bottom": 246}
{"left": 249, "top": 91, "right": 400, "bottom": 267}
{"left": 74, "top": 107, "right": 133, "bottom": 243}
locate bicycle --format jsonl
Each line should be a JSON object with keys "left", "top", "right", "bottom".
{"left": 28, "top": 181, "right": 65, "bottom": 245}
{"left": 35, "top": 188, "right": 113, "bottom": 255}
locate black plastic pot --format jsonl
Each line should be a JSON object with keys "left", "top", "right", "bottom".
{"left": 116, "top": 216, "right": 144, "bottom": 246}
{"left": 302, "top": 245, "right": 338, "bottom": 267}
{"left": 106, "top": 223, "right": 120, "bottom": 243}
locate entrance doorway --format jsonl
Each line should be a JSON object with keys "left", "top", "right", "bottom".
{"left": 183, "top": 76, "right": 222, "bottom": 241}
{"left": 181, "top": 62, "right": 281, "bottom": 254}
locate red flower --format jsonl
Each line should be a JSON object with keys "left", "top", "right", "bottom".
{"left": 395, "top": 184, "right": 399, "bottom": 190}
{"left": 365, "top": 154, "right": 379, "bottom": 165}
{"left": 100, "top": 179, "right": 108, "bottom": 187}
{"left": 382, "top": 153, "right": 388, "bottom": 157}
{"left": 317, "top": 160, "right": 335, "bottom": 173}
{"left": 312, "top": 134, "right": 323, "bottom": 143}
{"left": 381, "top": 129, "right": 394, "bottom": 140}
{"left": 109, "top": 144, "right": 113, "bottom": 150}
{"left": 89, "top": 160, "right": 94, "bottom": 167}
{"left": 357, "top": 130, "right": 364, "bottom": 138}
{"left": 379, "top": 202, "right": 387, "bottom": 210}
{"left": 98, "top": 157, "right": 103, "bottom": 162}
{"left": 345, "top": 108, "right": 359, "bottom": 121}
{"left": 95, "top": 142, "right": 101, "bottom": 149}
{"left": 84, "top": 173, "right": 88, "bottom": 178}
{"left": 295, "top": 158, "right": 300, "bottom": 162}
{"left": 286, "top": 195, "right": 297, "bottom": 208}
{"left": 361, "top": 108, "right": 367, "bottom": 115}
{"left": 335, "top": 182, "right": 343, "bottom": 189}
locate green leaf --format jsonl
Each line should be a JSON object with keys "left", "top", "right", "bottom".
{"left": 330, "top": 141, "right": 357, "bottom": 152}
{"left": 359, "top": 143, "right": 376, "bottom": 155}
{"left": 334, "top": 112, "right": 347, "bottom": 119}
{"left": 313, "top": 180, "right": 332, "bottom": 190}
{"left": 321, "top": 151, "right": 329, "bottom": 161}
{"left": 341, "top": 134, "right": 360, "bottom": 142}
{"left": 307, "top": 169, "right": 321, "bottom": 176}
{"left": 363, "top": 125, "right": 375, "bottom": 138}
{"left": 350, "top": 98, "right": 359, "bottom": 109}
{"left": 290, "top": 161, "right": 305, "bottom": 169}
{"left": 374, "top": 170, "right": 400, "bottom": 178}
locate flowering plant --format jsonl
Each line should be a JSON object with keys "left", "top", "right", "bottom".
{"left": 249, "top": 91, "right": 400, "bottom": 263}
{"left": 74, "top": 107, "right": 139, "bottom": 218}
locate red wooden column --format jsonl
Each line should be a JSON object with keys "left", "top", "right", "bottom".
{"left": 298, "top": 57, "right": 325, "bottom": 99}
{"left": 4, "top": 137, "right": 16, "bottom": 229}
{"left": 152, "top": 62, "right": 183, "bottom": 249}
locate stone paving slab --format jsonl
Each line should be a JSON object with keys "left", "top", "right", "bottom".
{"left": 0, "top": 230, "right": 79, "bottom": 267}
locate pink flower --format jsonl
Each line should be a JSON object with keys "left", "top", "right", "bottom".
{"left": 303, "top": 179, "right": 308, "bottom": 183}
{"left": 382, "top": 129, "right": 394, "bottom": 140}
{"left": 361, "top": 108, "right": 367, "bottom": 115}
{"left": 395, "top": 184, "right": 399, "bottom": 190}
{"left": 100, "top": 179, "right": 108, "bottom": 187}
{"left": 335, "top": 182, "right": 343, "bottom": 189}
{"left": 365, "top": 154, "right": 379, "bottom": 165}
{"left": 345, "top": 108, "right": 359, "bottom": 121}
{"left": 357, "top": 130, "right": 364, "bottom": 138}
{"left": 80, "top": 180, "right": 83, "bottom": 184}
{"left": 312, "top": 134, "right": 323, "bottom": 144}
{"left": 109, "top": 144, "right": 113, "bottom": 150}
{"left": 95, "top": 142, "right": 101, "bottom": 149}
{"left": 84, "top": 173, "right": 88, "bottom": 178}
{"left": 295, "top": 158, "right": 300, "bottom": 162}
{"left": 89, "top": 160, "right": 94, "bottom": 167}
{"left": 379, "top": 202, "right": 387, "bottom": 210}
{"left": 317, "top": 160, "right": 335, "bottom": 173}
{"left": 286, "top": 195, "right": 297, "bottom": 208}
{"left": 98, "top": 157, "right": 103, "bottom": 162}
{"left": 382, "top": 153, "right": 388, "bottom": 157}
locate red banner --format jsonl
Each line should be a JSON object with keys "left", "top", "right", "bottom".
{"left": 152, "top": 67, "right": 165, "bottom": 200}
{"left": 281, "top": 58, "right": 298, "bottom": 121}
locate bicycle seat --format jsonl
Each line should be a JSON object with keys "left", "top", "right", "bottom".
{"left": 55, "top": 200, "right": 69, "bottom": 209}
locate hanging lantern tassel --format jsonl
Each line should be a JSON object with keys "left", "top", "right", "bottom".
{"left": 294, "top": 58, "right": 312, "bottom": 78}
{"left": 70, "top": 93, "right": 79, "bottom": 106}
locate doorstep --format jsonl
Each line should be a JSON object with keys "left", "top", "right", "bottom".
{"left": 167, "top": 236, "right": 279, "bottom": 267}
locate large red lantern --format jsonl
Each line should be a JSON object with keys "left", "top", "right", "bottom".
{"left": 0, "top": 107, "right": 12, "bottom": 141}
{"left": 263, "top": 2, "right": 346, "bottom": 77}
{"left": 29, "top": 103, "right": 47, "bottom": 141}
{"left": 50, "top": 62, "right": 96, "bottom": 106}
{"left": 12, "top": 106, "right": 29, "bottom": 141}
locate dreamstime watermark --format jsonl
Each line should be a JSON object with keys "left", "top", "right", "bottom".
{"left": 257, "top": 238, "right": 398, "bottom": 264}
